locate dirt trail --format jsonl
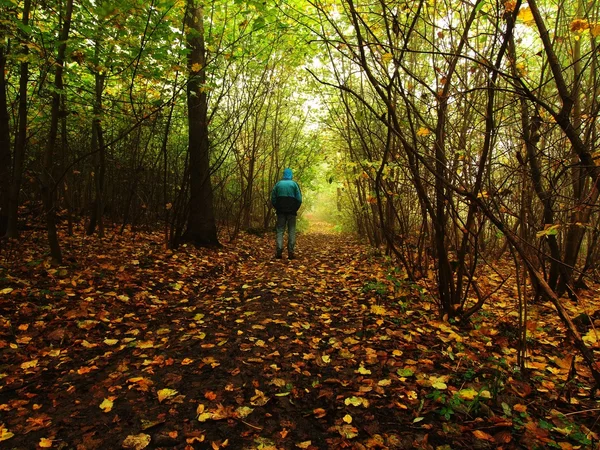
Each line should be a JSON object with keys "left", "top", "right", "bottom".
{"left": 1, "top": 231, "right": 598, "bottom": 449}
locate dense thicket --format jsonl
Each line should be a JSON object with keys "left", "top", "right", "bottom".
{"left": 302, "top": 0, "right": 600, "bottom": 382}
{"left": 0, "top": 0, "right": 322, "bottom": 250}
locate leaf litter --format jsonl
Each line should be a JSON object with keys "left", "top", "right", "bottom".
{"left": 0, "top": 229, "right": 599, "bottom": 449}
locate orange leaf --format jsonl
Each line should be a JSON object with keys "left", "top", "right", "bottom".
{"left": 472, "top": 430, "right": 494, "bottom": 441}
{"left": 313, "top": 408, "right": 327, "bottom": 418}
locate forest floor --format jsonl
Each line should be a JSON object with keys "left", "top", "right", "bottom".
{"left": 1, "top": 224, "right": 600, "bottom": 450}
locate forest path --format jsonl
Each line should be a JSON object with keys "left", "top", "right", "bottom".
{"left": 3, "top": 230, "right": 426, "bottom": 449}
{"left": 2, "top": 230, "right": 598, "bottom": 449}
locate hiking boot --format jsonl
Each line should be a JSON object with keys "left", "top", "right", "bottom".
{"left": 288, "top": 253, "right": 295, "bottom": 260}
{"left": 275, "top": 252, "right": 283, "bottom": 259}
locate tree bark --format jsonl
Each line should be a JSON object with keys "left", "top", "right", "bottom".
{"left": 182, "top": 0, "right": 219, "bottom": 247}
{"left": 5, "top": 0, "right": 30, "bottom": 239}
{"left": 41, "top": 0, "right": 74, "bottom": 263}
{"left": 0, "top": 44, "right": 10, "bottom": 235}
{"left": 87, "top": 42, "right": 106, "bottom": 237}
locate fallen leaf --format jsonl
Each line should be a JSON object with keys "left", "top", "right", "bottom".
{"left": 472, "top": 429, "right": 494, "bottom": 441}
{"left": 122, "top": 433, "right": 151, "bottom": 449}
{"left": 0, "top": 425, "right": 14, "bottom": 442}
{"left": 157, "top": 388, "right": 178, "bottom": 403}
{"left": 235, "top": 406, "right": 254, "bottom": 419}
{"left": 99, "top": 398, "right": 113, "bottom": 413}
{"left": 370, "top": 304, "right": 387, "bottom": 315}
{"left": 357, "top": 365, "right": 371, "bottom": 375}
{"left": 39, "top": 437, "right": 53, "bottom": 448}
{"left": 21, "top": 359, "right": 38, "bottom": 369}
{"left": 458, "top": 388, "right": 478, "bottom": 400}
{"left": 313, "top": 408, "right": 327, "bottom": 418}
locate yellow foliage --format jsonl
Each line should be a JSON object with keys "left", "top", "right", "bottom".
{"left": 570, "top": 19, "right": 589, "bottom": 33}
{"left": 517, "top": 7, "right": 535, "bottom": 25}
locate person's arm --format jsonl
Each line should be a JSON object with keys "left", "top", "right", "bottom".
{"left": 271, "top": 183, "right": 278, "bottom": 207}
{"left": 295, "top": 183, "right": 302, "bottom": 207}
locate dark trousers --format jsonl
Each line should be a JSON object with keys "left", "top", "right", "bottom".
{"left": 275, "top": 213, "right": 297, "bottom": 255}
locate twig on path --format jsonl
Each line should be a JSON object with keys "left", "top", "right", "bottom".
{"left": 563, "top": 408, "right": 600, "bottom": 416}
{"left": 241, "top": 420, "right": 263, "bottom": 431}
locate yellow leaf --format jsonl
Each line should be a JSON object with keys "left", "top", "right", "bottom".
{"left": 21, "top": 359, "right": 38, "bottom": 369}
{"left": 458, "top": 388, "right": 478, "bottom": 400}
{"left": 191, "top": 63, "right": 202, "bottom": 72}
{"left": 104, "top": 339, "right": 119, "bottom": 346}
{"left": 0, "top": 288, "right": 13, "bottom": 295}
{"left": 343, "top": 414, "right": 353, "bottom": 424}
{"left": 235, "top": 406, "right": 254, "bottom": 419}
{"left": 417, "top": 127, "right": 430, "bottom": 137}
{"left": 357, "top": 365, "right": 371, "bottom": 375}
{"left": 197, "top": 412, "right": 212, "bottom": 422}
{"left": 370, "top": 304, "right": 386, "bottom": 315}
{"left": 592, "top": 24, "right": 600, "bottom": 37}
{"left": 517, "top": 7, "right": 535, "bottom": 25}
{"left": 157, "top": 388, "right": 178, "bottom": 403}
{"left": 583, "top": 329, "right": 598, "bottom": 345}
{"left": 99, "top": 398, "right": 114, "bottom": 412}
{"left": 381, "top": 52, "right": 393, "bottom": 64}
{"left": 296, "top": 442, "right": 312, "bottom": 449}
{"left": 39, "top": 438, "right": 53, "bottom": 448}
{"left": 136, "top": 340, "right": 154, "bottom": 349}
{"left": 0, "top": 424, "right": 14, "bottom": 442}
{"left": 122, "top": 433, "right": 151, "bottom": 449}
{"left": 344, "top": 396, "right": 369, "bottom": 407}
{"left": 321, "top": 355, "right": 331, "bottom": 363}
{"left": 432, "top": 381, "right": 447, "bottom": 390}
{"left": 378, "top": 379, "right": 392, "bottom": 387}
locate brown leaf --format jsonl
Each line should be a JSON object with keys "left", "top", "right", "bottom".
{"left": 472, "top": 430, "right": 494, "bottom": 441}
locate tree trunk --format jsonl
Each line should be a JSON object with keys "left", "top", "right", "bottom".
{"left": 87, "top": 58, "right": 106, "bottom": 237}
{"left": 41, "top": 0, "right": 74, "bottom": 263}
{"left": 181, "top": 0, "right": 219, "bottom": 247}
{"left": 5, "top": 0, "right": 30, "bottom": 239}
{"left": 0, "top": 44, "right": 10, "bottom": 235}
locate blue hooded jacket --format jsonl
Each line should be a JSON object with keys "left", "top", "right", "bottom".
{"left": 271, "top": 168, "right": 302, "bottom": 215}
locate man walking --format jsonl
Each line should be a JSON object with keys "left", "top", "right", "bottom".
{"left": 271, "top": 168, "right": 302, "bottom": 259}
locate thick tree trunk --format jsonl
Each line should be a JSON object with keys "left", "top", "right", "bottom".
{"left": 41, "top": 0, "right": 73, "bottom": 263}
{"left": 182, "top": 0, "right": 219, "bottom": 247}
{"left": 87, "top": 65, "right": 106, "bottom": 237}
{"left": 0, "top": 45, "right": 10, "bottom": 235}
{"left": 5, "top": 0, "right": 30, "bottom": 238}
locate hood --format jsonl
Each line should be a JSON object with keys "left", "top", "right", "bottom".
{"left": 283, "top": 168, "right": 293, "bottom": 180}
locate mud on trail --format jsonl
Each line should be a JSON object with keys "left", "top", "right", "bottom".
{"left": 1, "top": 230, "right": 599, "bottom": 449}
